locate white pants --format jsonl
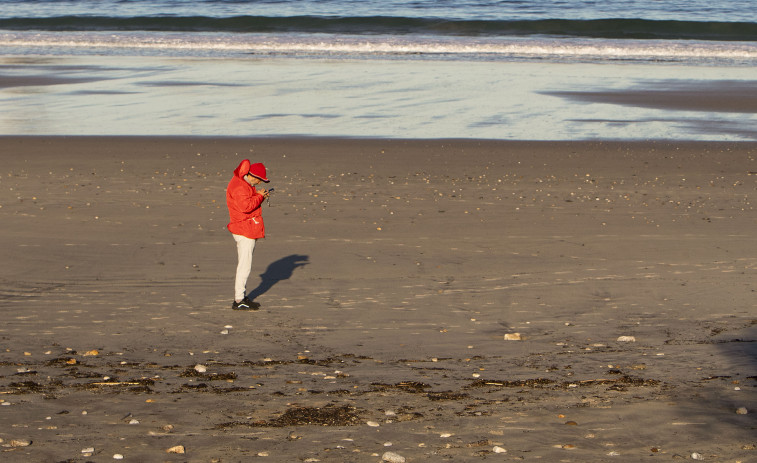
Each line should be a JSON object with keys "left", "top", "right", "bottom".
{"left": 233, "top": 234, "right": 257, "bottom": 302}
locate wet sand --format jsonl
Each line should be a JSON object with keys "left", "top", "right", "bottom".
{"left": 0, "top": 136, "right": 755, "bottom": 461}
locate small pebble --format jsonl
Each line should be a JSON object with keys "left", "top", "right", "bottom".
{"left": 128, "top": 419, "right": 140, "bottom": 425}
{"left": 9, "top": 439, "right": 32, "bottom": 447}
{"left": 81, "top": 447, "right": 95, "bottom": 454}
{"left": 691, "top": 452, "right": 704, "bottom": 460}
{"left": 493, "top": 446, "right": 507, "bottom": 453}
{"left": 194, "top": 364, "right": 207, "bottom": 373}
{"left": 382, "top": 451, "right": 406, "bottom": 463}
{"left": 736, "top": 407, "right": 748, "bottom": 415}
{"left": 440, "top": 433, "right": 453, "bottom": 438}
{"left": 504, "top": 333, "right": 522, "bottom": 341}
{"left": 113, "top": 454, "right": 124, "bottom": 460}
{"left": 220, "top": 329, "right": 229, "bottom": 335}
{"left": 617, "top": 336, "right": 636, "bottom": 342}
{"left": 166, "top": 445, "right": 185, "bottom": 454}
{"left": 366, "top": 421, "right": 380, "bottom": 427}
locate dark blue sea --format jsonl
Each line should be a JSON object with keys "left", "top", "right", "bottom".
{"left": 1, "top": 0, "right": 755, "bottom": 139}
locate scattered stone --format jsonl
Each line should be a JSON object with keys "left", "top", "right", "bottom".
{"left": 493, "top": 446, "right": 507, "bottom": 453}
{"left": 161, "top": 424, "right": 175, "bottom": 432}
{"left": 220, "top": 329, "right": 229, "bottom": 335}
{"left": 128, "top": 419, "right": 140, "bottom": 425}
{"left": 113, "top": 454, "right": 124, "bottom": 460}
{"left": 83, "top": 350, "right": 99, "bottom": 356}
{"left": 736, "top": 407, "right": 748, "bottom": 415}
{"left": 504, "top": 333, "right": 522, "bottom": 341}
{"left": 691, "top": 452, "right": 704, "bottom": 460}
{"left": 440, "top": 433, "right": 453, "bottom": 438}
{"left": 194, "top": 364, "right": 207, "bottom": 373}
{"left": 382, "top": 451, "right": 406, "bottom": 463}
{"left": 7, "top": 439, "right": 32, "bottom": 447}
{"left": 617, "top": 336, "right": 636, "bottom": 342}
{"left": 565, "top": 421, "right": 578, "bottom": 426}
{"left": 366, "top": 421, "right": 380, "bottom": 427}
{"left": 166, "top": 445, "right": 185, "bottom": 454}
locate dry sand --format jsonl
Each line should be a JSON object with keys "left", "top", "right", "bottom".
{"left": 0, "top": 136, "right": 755, "bottom": 462}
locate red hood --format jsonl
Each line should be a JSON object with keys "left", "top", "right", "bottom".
{"left": 233, "top": 159, "right": 251, "bottom": 179}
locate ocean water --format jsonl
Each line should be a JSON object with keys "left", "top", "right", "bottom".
{"left": 1, "top": 0, "right": 756, "bottom": 140}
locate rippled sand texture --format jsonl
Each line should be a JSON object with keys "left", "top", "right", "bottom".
{"left": 0, "top": 137, "right": 755, "bottom": 461}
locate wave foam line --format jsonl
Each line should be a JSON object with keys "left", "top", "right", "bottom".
{"left": 2, "top": 32, "right": 756, "bottom": 63}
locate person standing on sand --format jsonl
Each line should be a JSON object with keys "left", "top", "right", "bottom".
{"left": 226, "top": 159, "right": 271, "bottom": 310}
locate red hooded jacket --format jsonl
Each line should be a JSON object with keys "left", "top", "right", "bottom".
{"left": 226, "top": 159, "right": 265, "bottom": 239}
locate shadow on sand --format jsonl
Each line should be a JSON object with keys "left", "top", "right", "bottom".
{"left": 247, "top": 254, "right": 309, "bottom": 300}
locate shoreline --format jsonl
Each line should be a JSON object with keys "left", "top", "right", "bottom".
{"left": 2, "top": 55, "right": 757, "bottom": 141}
{"left": 1, "top": 136, "right": 755, "bottom": 461}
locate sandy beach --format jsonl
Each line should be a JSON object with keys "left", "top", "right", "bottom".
{"left": 0, "top": 136, "right": 755, "bottom": 462}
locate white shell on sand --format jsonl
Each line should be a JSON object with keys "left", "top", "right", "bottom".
{"left": 736, "top": 407, "right": 748, "bottom": 415}
{"left": 493, "top": 446, "right": 507, "bottom": 453}
{"left": 616, "top": 336, "right": 636, "bottom": 342}
{"left": 691, "top": 452, "right": 704, "bottom": 460}
{"left": 504, "top": 333, "right": 522, "bottom": 341}
{"left": 366, "top": 421, "right": 380, "bottom": 427}
{"left": 194, "top": 364, "right": 207, "bottom": 373}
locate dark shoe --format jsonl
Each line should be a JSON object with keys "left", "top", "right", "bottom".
{"left": 232, "top": 298, "right": 260, "bottom": 311}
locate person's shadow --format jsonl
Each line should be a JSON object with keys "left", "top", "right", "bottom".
{"left": 247, "top": 254, "right": 309, "bottom": 300}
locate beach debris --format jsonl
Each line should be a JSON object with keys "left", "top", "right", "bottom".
{"left": 616, "top": 336, "right": 636, "bottom": 342}
{"left": 194, "top": 364, "right": 207, "bottom": 373}
{"left": 382, "top": 451, "right": 406, "bottom": 463}
{"left": 4, "top": 439, "right": 32, "bottom": 447}
{"left": 691, "top": 452, "right": 704, "bottom": 460}
{"left": 493, "top": 446, "right": 507, "bottom": 453}
{"left": 440, "top": 433, "right": 453, "bottom": 438}
{"left": 113, "top": 454, "right": 124, "bottom": 460}
{"left": 128, "top": 419, "right": 140, "bottom": 425}
{"left": 366, "top": 421, "right": 380, "bottom": 427}
{"left": 162, "top": 424, "right": 175, "bottom": 432}
{"left": 736, "top": 407, "right": 748, "bottom": 415}
{"left": 504, "top": 333, "right": 522, "bottom": 341}
{"left": 81, "top": 447, "right": 94, "bottom": 456}
{"left": 220, "top": 329, "right": 229, "bottom": 335}
{"left": 83, "top": 349, "right": 99, "bottom": 356}
{"left": 565, "top": 421, "right": 578, "bottom": 426}
{"left": 166, "top": 445, "right": 185, "bottom": 454}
